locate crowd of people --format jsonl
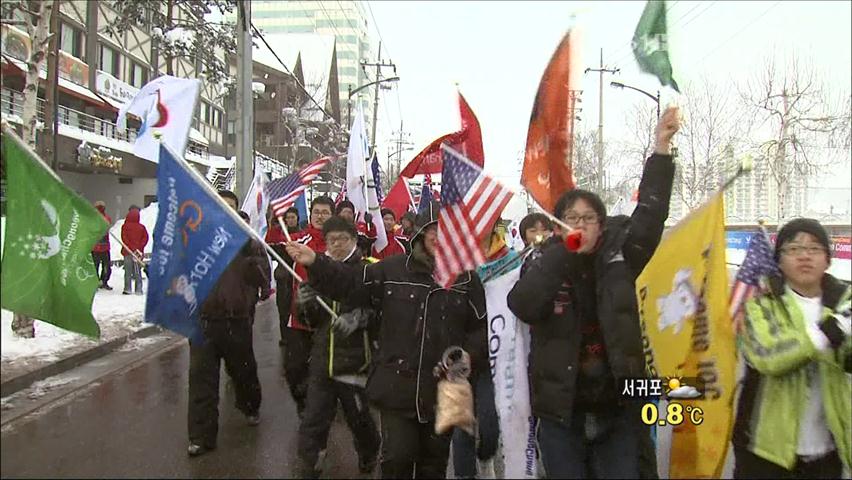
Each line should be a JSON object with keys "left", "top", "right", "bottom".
{"left": 90, "top": 106, "right": 850, "bottom": 479}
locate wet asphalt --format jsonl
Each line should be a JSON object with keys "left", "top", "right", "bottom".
{"left": 0, "top": 297, "right": 365, "bottom": 479}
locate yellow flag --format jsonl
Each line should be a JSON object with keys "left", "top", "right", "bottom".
{"left": 635, "top": 193, "right": 734, "bottom": 479}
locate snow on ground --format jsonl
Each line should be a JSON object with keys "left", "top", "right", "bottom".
{"left": 1, "top": 265, "right": 150, "bottom": 379}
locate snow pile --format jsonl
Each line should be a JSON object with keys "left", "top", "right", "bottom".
{"left": 109, "top": 202, "right": 159, "bottom": 260}
{"left": 1, "top": 265, "right": 151, "bottom": 374}
{"left": 25, "top": 375, "right": 79, "bottom": 400}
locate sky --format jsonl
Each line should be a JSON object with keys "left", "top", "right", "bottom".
{"left": 365, "top": 1, "right": 851, "bottom": 216}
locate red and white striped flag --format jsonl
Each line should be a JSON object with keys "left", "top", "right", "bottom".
{"left": 266, "top": 157, "right": 332, "bottom": 217}
{"left": 434, "top": 144, "right": 513, "bottom": 288}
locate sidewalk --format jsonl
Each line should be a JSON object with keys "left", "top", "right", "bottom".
{"left": 1, "top": 266, "right": 153, "bottom": 396}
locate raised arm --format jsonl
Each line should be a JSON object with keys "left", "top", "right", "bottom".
{"left": 623, "top": 106, "right": 679, "bottom": 274}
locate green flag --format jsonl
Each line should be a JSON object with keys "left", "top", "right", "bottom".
{"left": 632, "top": 0, "right": 680, "bottom": 92}
{"left": 1, "top": 126, "right": 108, "bottom": 338}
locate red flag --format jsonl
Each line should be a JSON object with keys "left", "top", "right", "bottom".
{"left": 381, "top": 177, "right": 415, "bottom": 220}
{"left": 458, "top": 92, "right": 484, "bottom": 166}
{"left": 521, "top": 30, "right": 577, "bottom": 213}
{"left": 400, "top": 92, "right": 485, "bottom": 177}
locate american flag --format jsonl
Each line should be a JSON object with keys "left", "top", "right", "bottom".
{"left": 434, "top": 144, "right": 513, "bottom": 288}
{"left": 267, "top": 157, "right": 332, "bottom": 217}
{"left": 729, "top": 230, "right": 780, "bottom": 321}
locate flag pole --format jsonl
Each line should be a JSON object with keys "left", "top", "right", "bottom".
{"left": 160, "top": 143, "right": 338, "bottom": 319}
{"left": 108, "top": 230, "right": 146, "bottom": 267}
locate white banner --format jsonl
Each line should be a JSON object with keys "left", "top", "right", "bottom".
{"left": 484, "top": 265, "right": 538, "bottom": 479}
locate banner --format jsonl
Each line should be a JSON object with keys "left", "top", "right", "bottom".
{"left": 484, "top": 264, "right": 538, "bottom": 479}
{"left": 1, "top": 125, "right": 108, "bottom": 338}
{"left": 636, "top": 193, "right": 734, "bottom": 478}
{"left": 145, "top": 144, "right": 251, "bottom": 343}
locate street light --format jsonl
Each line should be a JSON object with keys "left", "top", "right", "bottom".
{"left": 347, "top": 76, "right": 400, "bottom": 127}
{"left": 610, "top": 81, "right": 660, "bottom": 119}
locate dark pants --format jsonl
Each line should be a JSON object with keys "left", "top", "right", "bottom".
{"left": 187, "top": 317, "right": 261, "bottom": 448}
{"left": 280, "top": 327, "right": 312, "bottom": 415}
{"left": 451, "top": 374, "right": 500, "bottom": 478}
{"left": 734, "top": 446, "right": 842, "bottom": 479}
{"left": 275, "top": 275, "right": 292, "bottom": 342}
{"left": 537, "top": 407, "right": 641, "bottom": 479}
{"left": 92, "top": 251, "right": 111, "bottom": 285}
{"left": 296, "top": 376, "right": 380, "bottom": 477}
{"left": 379, "top": 409, "right": 452, "bottom": 479}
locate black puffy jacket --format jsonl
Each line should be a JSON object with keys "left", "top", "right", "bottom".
{"left": 507, "top": 153, "right": 674, "bottom": 425}
{"left": 301, "top": 247, "right": 376, "bottom": 379}
{"left": 306, "top": 244, "right": 487, "bottom": 422}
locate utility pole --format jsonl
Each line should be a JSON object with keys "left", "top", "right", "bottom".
{"left": 584, "top": 49, "right": 619, "bottom": 192}
{"left": 361, "top": 42, "right": 396, "bottom": 150}
{"left": 235, "top": 1, "right": 253, "bottom": 198}
{"left": 390, "top": 121, "right": 413, "bottom": 179}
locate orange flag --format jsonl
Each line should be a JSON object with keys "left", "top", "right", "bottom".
{"left": 521, "top": 30, "right": 577, "bottom": 213}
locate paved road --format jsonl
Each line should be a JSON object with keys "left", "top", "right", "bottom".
{"left": 1, "top": 297, "right": 365, "bottom": 478}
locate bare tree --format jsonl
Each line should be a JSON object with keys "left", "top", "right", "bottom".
{"left": 677, "top": 77, "right": 747, "bottom": 211}
{"left": 740, "top": 55, "right": 850, "bottom": 223}
{"left": 2, "top": 0, "right": 55, "bottom": 146}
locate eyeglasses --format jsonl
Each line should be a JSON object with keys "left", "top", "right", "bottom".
{"left": 782, "top": 245, "right": 826, "bottom": 257}
{"left": 312, "top": 210, "right": 332, "bottom": 217}
{"left": 326, "top": 235, "right": 353, "bottom": 245}
{"left": 562, "top": 213, "right": 599, "bottom": 226}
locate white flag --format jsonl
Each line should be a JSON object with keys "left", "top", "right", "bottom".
{"left": 242, "top": 163, "right": 270, "bottom": 236}
{"left": 116, "top": 75, "right": 201, "bottom": 163}
{"left": 346, "top": 104, "right": 387, "bottom": 251}
{"left": 484, "top": 265, "right": 539, "bottom": 479}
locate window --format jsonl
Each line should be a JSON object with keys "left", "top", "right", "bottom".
{"left": 100, "top": 44, "right": 120, "bottom": 77}
{"left": 60, "top": 23, "right": 84, "bottom": 59}
{"left": 129, "top": 61, "right": 148, "bottom": 88}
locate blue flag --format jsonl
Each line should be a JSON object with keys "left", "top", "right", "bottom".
{"left": 145, "top": 145, "right": 251, "bottom": 343}
{"left": 418, "top": 181, "right": 433, "bottom": 213}
{"left": 371, "top": 154, "right": 383, "bottom": 204}
{"left": 295, "top": 191, "right": 308, "bottom": 227}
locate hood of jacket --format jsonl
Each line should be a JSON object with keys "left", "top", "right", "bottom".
{"left": 125, "top": 209, "right": 141, "bottom": 224}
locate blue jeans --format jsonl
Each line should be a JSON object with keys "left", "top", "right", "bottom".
{"left": 123, "top": 255, "right": 143, "bottom": 293}
{"left": 451, "top": 374, "right": 500, "bottom": 478}
{"left": 537, "top": 407, "right": 640, "bottom": 479}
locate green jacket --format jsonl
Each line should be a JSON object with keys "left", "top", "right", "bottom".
{"left": 733, "top": 274, "right": 851, "bottom": 470}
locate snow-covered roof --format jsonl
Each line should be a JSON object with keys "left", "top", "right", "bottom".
{"left": 253, "top": 33, "right": 336, "bottom": 121}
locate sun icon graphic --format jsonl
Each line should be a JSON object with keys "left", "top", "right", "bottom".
{"left": 665, "top": 376, "right": 683, "bottom": 393}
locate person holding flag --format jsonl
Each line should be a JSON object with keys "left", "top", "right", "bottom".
{"left": 733, "top": 218, "right": 850, "bottom": 478}
{"left": 371, "top": 208, "right": 407, "bottom": 260}
{"left": 507, "top": 106, "right": 680, "bottom": 478}
{"left": 266, "top": 195, "right": 335, "bottom": 417}
{"left": 91, "top": 201, "right": 113, "bottom": 290}
{"left": 285, "top": 200, "right": 487, "bottom": 479}
{"left": 186, "top": 190, "right": 271, "bottom": 457}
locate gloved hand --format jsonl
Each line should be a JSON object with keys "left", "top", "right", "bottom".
{"left": 259, "top": 288, "right": 272, "bottom": 302}
{"left": 820, "top": 299, "right": 851, "bottom": 349}
{"left": 333, "top": 308, "right": 370, "bottom": 337}
{"left": 296, "top": 283, "right": 319, "bottom": 307}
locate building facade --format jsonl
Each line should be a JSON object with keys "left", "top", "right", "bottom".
{"left": 250, "top": 0, "right": 374, "bottom": 128}
{"left": 1, "top": 0, "right": 227, "bottom": 222}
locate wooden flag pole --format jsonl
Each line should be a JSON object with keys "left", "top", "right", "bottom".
{"left": 108, "top": 230, "right": 147, "bottom": 267}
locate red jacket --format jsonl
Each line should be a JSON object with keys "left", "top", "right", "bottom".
{"left": 92, "top": 205, "right": 112, "bottom": 253}
{"left": 121, "top": 209, "right": 149, "bottom": 257}
{"left": 268, "top": 224, "right": 326, "bottom": 331}
{"left": 372, "top": 231, "right": 407, "bottom": 260}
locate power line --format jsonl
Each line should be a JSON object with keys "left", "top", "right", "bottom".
{"left": 607, "top": 0, "right": 684, "bottom": 64}
{"left": 684, "top": 1, "right": 781, "bottom": 71}
{"left": 250, "top": 22, "right": 343, "bottom": 129}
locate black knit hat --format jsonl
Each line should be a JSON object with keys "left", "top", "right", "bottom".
{"left": 774, "top": 218, "right": 831, "bottom": 264}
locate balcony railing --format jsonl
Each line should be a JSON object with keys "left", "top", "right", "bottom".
{"left": 1, "top": 87, "right": 209, "bottom": 161}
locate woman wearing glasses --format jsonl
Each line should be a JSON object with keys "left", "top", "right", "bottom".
{"left": 733, "top": 218, "right": 851, "bottom": 479}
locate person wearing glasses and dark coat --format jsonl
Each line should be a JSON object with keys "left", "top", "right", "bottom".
{"left": 507, "top": 106, "right": 681, "bottom": 478}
